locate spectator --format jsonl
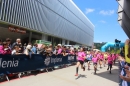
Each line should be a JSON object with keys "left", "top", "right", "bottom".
{"left": 6, "top": 38, "right": 12, "bottom": 49}
{"left": 24, "top": 44, "right": 33, "bottom": 56}
{"left": 69, "top": 49, "right": 74, "bottom": 55}
{"left": 11, "top": 46, "right": 21, "bottom": 55}
{"left": 23, "top": 43, "right": 27, "bottom": 50}
{"left": 66, "top": 47, "right": 70, "bottom": 54}
{"left": 120, "top": 68, "right": 130, "bottom": 82}
{"left": 44, "top": 45, "right": 48, "bottom": 54}
{"left": 57, "top": 44, "right": 62, "bottom": 55}
{"left": 46, "top": 44, "right": 53, "bottom": 54}
{"left": 18, "top": 43, "right": 23, "bottom": 53}
{"left": 11, "top": 38, "right": 22, "bottom": 50}
{"left": 70, "top": 45, "right": 74, "bottom": 51}
{"left": 31, "top": 43, "right": 38, "bottom": 54}
{"left": 37, "top": 44, "right": 45, "bottom": 55}
{"left": 53, "top": 46, "right": 58, "bottom": 55}
{"left": 62, "top": 50, "right": 67, "bottom": 56}
{"left": 3, "top": 42, "right": 11, "bottom": 54}
{"left": 124, "top": 39, "right": 130, "bottom": 66}
{"left": 62, "top": 46, "right": 66, "bottom": 51}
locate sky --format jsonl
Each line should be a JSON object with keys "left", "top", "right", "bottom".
{"left": 73, "top": 0, "right": 128, "bottom": 43}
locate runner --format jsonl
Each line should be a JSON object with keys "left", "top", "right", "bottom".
{"left": 112, "top": 53, "right": 116, "bottom": 65}
{"left": 92, "top": 54, "right": 98, "bottom": 74}
{"left": 75, "top": 47, "right": 86, "bottom": 76}
{"left": 99, "top": 52, "right": 104, "bottom": 68}
{"left": 95, "top": 51, "right": 99, "bottom": 68}
{"left": 104, "top": 52, "right": 108, "bottom": 67}
{"left": 107, "top": 53, "right": 113, "bottom": 74}
{"left": 86, "top": 51, "right": 92, "bottom": 70}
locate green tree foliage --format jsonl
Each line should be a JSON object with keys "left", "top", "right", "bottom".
{"left": 94, "top": 42, "right": 106, "bottom": 50}
{"left": 94, "top": 42, "right": 121, "bottom": 54}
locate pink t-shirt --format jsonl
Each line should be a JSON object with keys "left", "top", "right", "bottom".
{"left": 92, "top": 57, "right": 98, "bottom": 63}
{"left": 112, "top": 54, "right": 116, "bottom": 60}
{"left": 70, "top": 50, "right": 74, "bottom": 55}
{"left": 0, "top": 45, "right": 11, "bottom": 54}
{"left": 97, "top": 54, "right": 100, "bottom": 58}
{"left": 99, "top": 54, "right": 104, "bottom": 60}
{"left": 108, "top": 56, "right": 113, "bottom": 64}
{"left": 57, "top": 48, "right": 62, "bottom": 54}
{"left": 116, "top": 54, "right": 119, "bottom": 59}
{"left": 77, "top": 52, "right": 85, "bottom": 61}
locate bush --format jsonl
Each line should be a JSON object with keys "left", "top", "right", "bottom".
{"left": 108, "top": 49, "right": 120, "bottom": 54}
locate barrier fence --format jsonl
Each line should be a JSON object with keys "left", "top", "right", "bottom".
{"left": 0, "top": 54, "right": 77, "bottom": 74}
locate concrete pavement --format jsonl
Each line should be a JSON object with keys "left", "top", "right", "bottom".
{"left": 0, "top": 62, "right": 119, "bottom": 86}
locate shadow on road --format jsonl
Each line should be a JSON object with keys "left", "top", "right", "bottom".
{"left": 75, "top": 74, "right": 87, "bottom": 80}
{"left": 95, "top": 69, "right": 119, "bottom": 83}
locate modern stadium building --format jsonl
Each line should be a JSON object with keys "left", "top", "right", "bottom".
{"left": 117, "top": 0, "right": 130, "bottom": 38}
{"left": 0, "top": 0, "right": 94, "bottom": 46}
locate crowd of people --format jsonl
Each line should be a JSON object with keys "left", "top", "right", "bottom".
{"left": 75, "top": 48, "right": 118, "bottom": 76}
{"left": 0, "top": 38, "right": 80, "bottom": 57}
{"left": 1, "top": 37, "right": 130, "bottom": 85}
{"left": 0, "top": 37, "right": 82, "bottom": 79}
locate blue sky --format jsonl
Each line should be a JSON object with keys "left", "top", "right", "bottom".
{"left": 73, "top": 0, "right": 128, "bottom": 43}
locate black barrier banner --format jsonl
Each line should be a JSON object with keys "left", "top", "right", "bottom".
{"left": 0, "top": 54, "right": 77, "bottom": 74}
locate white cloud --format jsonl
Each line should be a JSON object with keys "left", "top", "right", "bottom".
{"left": 99, "top": 10, "right": 115, "bottom": 15}
{"left": 99, "top": 20, "right": 106, "bottom": 23}
{"left": 85, "top": 8, "right": 95, "bottom": 14}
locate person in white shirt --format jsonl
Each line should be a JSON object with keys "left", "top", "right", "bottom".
{"left": 11, "top": 46, "right": 21, "bottom": 55}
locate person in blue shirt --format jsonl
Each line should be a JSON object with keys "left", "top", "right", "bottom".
{"left": 85, "top": 51, "right": 92, "bottom": 70}
{"left": 31, "top": 43, "right": 38, "bottom": 54}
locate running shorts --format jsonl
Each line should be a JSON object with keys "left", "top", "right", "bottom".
{"left": 85, "top": 59, "right": 91, "bottom": 62}
{"left": 93, "top": 62, "right": 97, "bottom": 65}
{"left": 78, "top": 60, "right": 84, "bottom": 65}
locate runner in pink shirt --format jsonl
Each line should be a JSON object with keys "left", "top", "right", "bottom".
{"left": 96, "top": 51, "right": 100, "bottom": 68}
{"left": 98, "top": 53, "right": 104, "bottom": 68}
{"left": 116, "top": 54, "right": 119, "bottom": 59}
{"left": 107, "top": 53, "right": 113, "bottom": 74}
{"left": 75, "top": 47, "right": 86, "bottom": 76}
{"left": 112, "top": 53, "right": 116, "bottom": 65}
{"left": 92, "top": 54, "right": 98, "bottom": 74}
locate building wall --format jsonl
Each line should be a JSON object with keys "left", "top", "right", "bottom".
{"left": 117, "top": 0, "right": 130, "bottom": 38}
{"left": 0, "top": 0, "right": 94, "bottom": 46}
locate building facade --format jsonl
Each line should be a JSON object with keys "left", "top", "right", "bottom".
{"left": 0, "top": 0, "right": 94, "bottom": 46}
{"left": 117, "top": 0, "right": 130, "bottom": 38}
